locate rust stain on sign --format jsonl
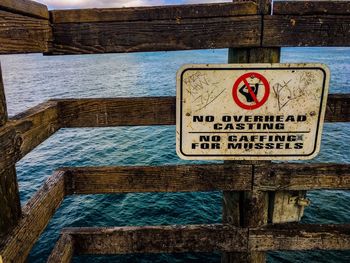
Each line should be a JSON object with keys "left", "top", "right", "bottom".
{"left": 176, "top": 64, "right": 330, "bottom": 160}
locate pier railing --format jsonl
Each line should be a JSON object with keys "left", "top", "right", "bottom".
{"left": 0, "top": 0, "right": 350, "bottom": 262}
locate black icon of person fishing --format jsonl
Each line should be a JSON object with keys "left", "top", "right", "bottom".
{"left": 239, "top": 79, "right": 261, "bottom": 102}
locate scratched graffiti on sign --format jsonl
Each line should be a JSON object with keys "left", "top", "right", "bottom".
{"left": 176, "top": 64, "right": 330, "bottom": 160}
{"left": 184, "top": 72, "right": 226, "bottom": 112}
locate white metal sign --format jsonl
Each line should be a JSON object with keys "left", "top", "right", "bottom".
{"left": 176, "top": 64, "right": 330, "bottom": 160}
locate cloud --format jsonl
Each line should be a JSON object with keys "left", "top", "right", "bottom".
{"left": 183, "top": 0, "right": 231, "bottom": 3}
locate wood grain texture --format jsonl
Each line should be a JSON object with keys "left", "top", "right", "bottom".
{"left": 3, "top": 1, "right": 350, "bottom": 54}
{"left": 250, "top": 224, "right": 350, "bottom": 251}
{"left": 263, "top": 15, "right": 350, "bottom": 47}
{"left": 47, "top": 234, "right": 74, "bottom": 263}
{"left": 51, "top": 2, "right": 258, "bottom": 23}
{"left": 273, "top": 1, "right": 350, "bottom": 15}
{"left": 223, "top": 46, "right": 280, "bottom": 263}
{"left": 54, "top": 94, "right": 349, "bottom": 129}
{"left": 54, "top": 224, "right": 350, "bottom": 255}
{"left": 0, "top": 63, "right": 7, "bottom": 126}
{"left": 0, "top": 63, "right": 21, "bottom": 238}
{"left": 255, "top": 163, "right": 350, "bottom": 191}
{"left": 0, "top": 125, "right": 16, "bottom": 179}
{"left": 0, "top": 0, "right": 49, "bottom": 19}
{"left": 56, "top": 97, "right": 176, "bottom": 127}
{"left": 0, "top": 101, "right": 60, "bottom": 174}
{"left": 0, "top": 171, "right": 65, "bottom": 263}
{"left": 222, "top": 190, "right": 242, "bottom": 226}
{"left": 62, "top": 224, "right": 248, "bottom": 254}
{"left": 325, "top": 94, "right": 350, "bottom": 122}
{"left": 0, "top": 166, "right": 21, "bottom": 238}
{"left": 257, "top": 0, "right": 272, "bottom": 15}
{"left": 0, "top": 10, "right": 51, "bottom": 54}
{"left": 48, "top": 15, "right": 261, "bottom": 55}
{"left": 227, "top": 47, "right": 281, "bottom": 63}
{"left": 10, "top": 100, "right": 60, "bottom": 160}
{"left": 63, "top": 164, "right": 253, "bottom": 195}
{"left": 58, "top": 163, "right": 350, "bottom": 193}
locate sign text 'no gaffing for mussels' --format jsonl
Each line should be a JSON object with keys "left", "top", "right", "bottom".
{"left": 176, "top": 64, "right": 330, "bottom": 160}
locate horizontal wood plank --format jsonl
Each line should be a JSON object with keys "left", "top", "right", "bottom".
{"left": 255, "top": 163, "right": 350, "bottom": 191}
{"left": 326, "top": 94, "right": 350, "bottom": 122}
{"left": 55, "top": 94, "right": 350, "bottom": 128}
{"left": 47, "top": 15, "right": 261, "bottom": 54}
{"left": 63, "top": 164, "right": 253, "bottom": 194}
{"left": 250, "top": 224, "right": 350, "bottom": 251}
{"left": 2, "top": 2, "right": 350, "bottom": 53}
{"left": 0, "top": 0, "right": 49, "bottom": 19}
{"left": 63, "top": 163, "right": 350, "bottom": 193}
{"left": 63, "top": 224, "right": 248, "bottom": 254}
{"left": 263, "top": 15, "right": 350, "bottom": 47}
{"left": 0, "top": 101, "right": 60, "bottom": 171}
{"left": 10, "top": 101, "right": 60, "bottom": 160}
{"left": 56, "top": 97, "right": 176, "bottom": 127}
{"left": 0, "top": 10, "right": 51, "bottom": 54}
{"left": 0, "top": 171, "right": 65, "bottom": 263}
{"left": 47, "top": 234, "right": 75, "bottom": 263}
{"left": 51, "top": 2, "right": 258, "bottom": 23}
{"left": 58, "top": 224, "right": 350, "bottom": 255}
{"left": 273, "top": 1, "right": 350, "bottom": 15}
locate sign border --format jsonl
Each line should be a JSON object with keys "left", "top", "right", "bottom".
{"left": 177, "top": 64, "right": 328, "bottom": 159}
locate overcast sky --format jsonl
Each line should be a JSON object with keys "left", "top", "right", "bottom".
{"left": 36, "top": 0, "right": 230, "bottom": 9}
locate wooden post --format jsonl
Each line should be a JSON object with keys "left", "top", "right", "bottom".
{"left": 222, "top": 46, "right": 280, "bottom": 262}
{"left": 0, "top": 63, "right": 7, "bottom": 126}
{"left": 222, "top": 1, "right": 279, "bottom": 261}
{"left": 0, "top": 62, "right": 21, "bottom": 237}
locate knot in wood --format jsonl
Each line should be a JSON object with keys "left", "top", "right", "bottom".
{"left": 49, "top": 123, "right": 56, "bottom": 133}
{"left": 14, "top": 133, "right": 23, "bottom": 151}
{"left": 268, "top": 169, "right": 276, "bottom": 179}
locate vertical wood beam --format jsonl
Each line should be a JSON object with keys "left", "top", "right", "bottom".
{"left": 0, "top": 62, "right": 21, "bottom": 237}
{"left": 257, "top": 0, "right": 272, "bottom": 15}
{"left": 0, "top": 171, "right": 65, "bottom": 263}
{"left": 47, "top": 234, "right": 74, "bottom": 263}
{"left": 223, "top": 1, "right": 278, "bottom": 261}
{"left": 222, "top": 46, "right": 280, "bottom": 263}
{"left": 0, "top": 63, "right": 7, "bottom": 126}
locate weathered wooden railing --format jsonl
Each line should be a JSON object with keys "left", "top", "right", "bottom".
{"left": 47, "top": 224, "right": 350, "bottom": 260}
{"left": 1, "top": 0, "right": 350, "bottom": 262}
{"left": 2, "top": 0, "right": 350, "bottom": 54}
{"left": 0, "top": 98, "right": 349, "bottom": 263}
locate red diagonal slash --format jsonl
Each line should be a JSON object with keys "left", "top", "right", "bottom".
{"left": 242, "top": 76, "right": 259, "bottom": 104}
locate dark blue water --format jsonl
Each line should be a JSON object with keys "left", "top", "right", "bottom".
{"left": 1, "top": 48, "right": 350, "bottom": 262}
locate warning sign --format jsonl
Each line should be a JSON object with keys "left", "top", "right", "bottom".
{"left": 176, "top": 64, "right": 330, "bottom": 160}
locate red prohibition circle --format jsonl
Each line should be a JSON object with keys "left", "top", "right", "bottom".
{"left": 232, "top": 72, "right": 270, "bottom": 110}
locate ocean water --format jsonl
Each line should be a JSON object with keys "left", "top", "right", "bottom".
{"left": 1, "top": 48, "right": 350, "bottom": 262}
